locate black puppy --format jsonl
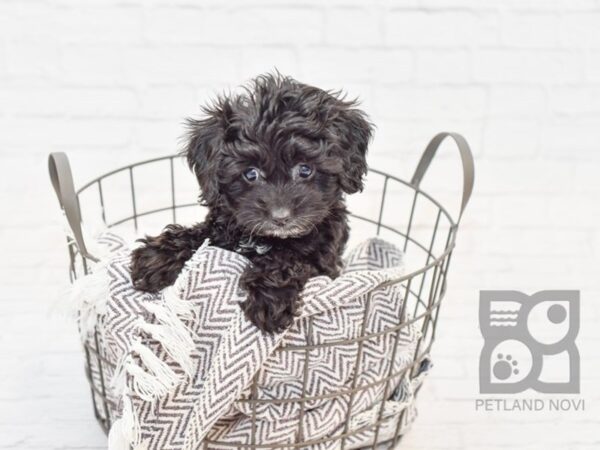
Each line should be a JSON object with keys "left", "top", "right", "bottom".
{"left": 130, "top": 73, "right": 373, "bottom": 333}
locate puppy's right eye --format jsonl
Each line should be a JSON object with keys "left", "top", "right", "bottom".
{"left": 244, "top": 168, "right": 260, "bottom": 182}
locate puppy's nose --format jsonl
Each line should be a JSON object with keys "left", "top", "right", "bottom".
{"left": 271, "top": 207, "right": 291, "bottom": 224}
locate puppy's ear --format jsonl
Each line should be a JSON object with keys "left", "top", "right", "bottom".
{"left": 327, "top": 99, "right": 373, "bottom": 194}
{"left": 183, "top": 99, "right": 237, "bottom": 206}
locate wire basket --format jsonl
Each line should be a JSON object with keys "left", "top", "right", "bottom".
{"left": 48, "top": 132, "right": 474, "bottom": 449}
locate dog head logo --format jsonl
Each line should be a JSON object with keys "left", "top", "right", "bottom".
{"left": 479, "top": 290, "right": 580, "bottom": 394}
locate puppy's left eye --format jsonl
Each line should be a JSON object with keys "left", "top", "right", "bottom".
{"left": 297, "top": 164, "right": 313, "bottom": 179}
{"left": 244, "top": 168, "right": 260, "bottom": 182}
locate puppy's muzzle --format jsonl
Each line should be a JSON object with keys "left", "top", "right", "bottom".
{"left": 270, "top": 207, "right": 291, "bottom": 226}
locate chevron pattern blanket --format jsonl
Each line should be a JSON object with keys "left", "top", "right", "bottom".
{"left": 76, "top": 233, "right": 426, "bottom": 450}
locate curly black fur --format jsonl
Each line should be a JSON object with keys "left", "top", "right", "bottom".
{"left": 130, "top": 73, "right": 373, "bottom": 333}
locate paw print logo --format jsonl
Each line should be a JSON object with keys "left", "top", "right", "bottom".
{"left": 479, "top": 291, "right": 579, "bottom": 394}
{"left": 493, "top": 354, "right": 519, "bottom": 380}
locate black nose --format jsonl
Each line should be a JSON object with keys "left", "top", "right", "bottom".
{"left": 271, "top": 207, "right": 290, "bottom": 225}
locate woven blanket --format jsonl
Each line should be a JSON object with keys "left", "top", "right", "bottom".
{"left": 76, "top": 233, "right": 427, "bottom": 450}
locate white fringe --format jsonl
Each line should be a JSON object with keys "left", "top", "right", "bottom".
{"left": 110, "top": 287, "right": 197, "bottom": 402}
{"left": 53, "top": 227, "right": 128, "bottom": 336}
{"left": 108, "top": 239, "right": 211, "bottom": 448}
{"left": 112, "top": 339, "right": 184, "bottom": 402}
{"left": 130, "top": 341, "right": 179, "bottom": 391}
{"left": 162, "top": 287, "right": 195, "bottom": 319}
{"left": 68, "top": 262, "right": 111, "bottom": 338}
{"left": 108, "top": 390, "right": 142, "bottom": 450}
{"left": 110, "top": 355, "right": 128, "bottom": 398}
{"left": 135, "top": 311, "right": 195, "bottom": 377}
{"left": 126, "top": 359, "right": 173, "bottom": 402}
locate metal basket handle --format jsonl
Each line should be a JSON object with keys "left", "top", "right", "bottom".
{"left": 411, "top": 132, "right": 475, "bottom": 224}
{"left": 48, "top": 152, "right": 98, "bottom": 262}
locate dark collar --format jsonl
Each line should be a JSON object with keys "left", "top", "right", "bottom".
{"left": 235, "top": 236, "right": 272, "bottom": 255}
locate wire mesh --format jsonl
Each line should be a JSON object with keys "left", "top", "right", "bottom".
{"left": 67, "top": 155, "right": 459, "bottom": 449}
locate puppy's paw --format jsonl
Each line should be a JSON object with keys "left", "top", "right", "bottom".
{"left": 130, "top": 245, "right": 180, "bottom": 293}
{"left": 239, "top": 284, "right": 300, "bottom": 334}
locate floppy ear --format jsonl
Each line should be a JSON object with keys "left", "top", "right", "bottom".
{"left": 183, "top": 100, "right": 235, "bottom": 206}
{"left": 327, "top": 100, "right": 373, "bottom": 194}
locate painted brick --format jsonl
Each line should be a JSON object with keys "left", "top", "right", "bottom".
{"left": 0, "top": 2, "right": 598, "bottom": 449}
{"left": 474, "top": 49, "right": 583, "bottom": 83}
{"left": 384, "top": 11, "right": 500, "bottom": 47}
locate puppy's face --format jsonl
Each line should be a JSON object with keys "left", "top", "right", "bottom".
{"left": 220, "top": 136, "right": 344, "bottom": 238}
{"left": 185, "top": 74, "right": 373, "bottom": 239}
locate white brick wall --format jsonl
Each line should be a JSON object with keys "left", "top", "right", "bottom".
{"left": 1, "top": 1, "right": 599, "bottom": 449}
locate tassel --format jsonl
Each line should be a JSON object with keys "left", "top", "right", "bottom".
{"left": 108, "top": 390, "right": 141, "bottom": 450}
{"left": 162, "top": 287, "right": 195, "bottom": 320}
{"left": 130, "top": 340, "right": 179, "bottom": 390}
{"left": 110, "top": 355, "right": 127, "bottom": 398}
{"left": 138, "top": 304, "right": 195, "bottom": 376}
{"left": 125, "top": 356, "right": 179, "bottom": 401}
{"left": 65, "top": 262, "right": 110, "bottom": 338}
{"left": 108, "top": 418, "right": 132, "bottom": 450}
